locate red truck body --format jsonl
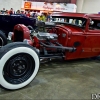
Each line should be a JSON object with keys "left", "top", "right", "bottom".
{"left": 1, "top": 12, "right": 100, "bottom": 90}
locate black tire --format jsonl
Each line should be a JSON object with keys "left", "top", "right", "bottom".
{"left": 0, "top": 42, "right": 40, "bottom": 90}
{"left": 0, "top": 30, "right": 8, "bottom": 37}
{"left": 0, "top": 30, "right": 7, "bottom": 47}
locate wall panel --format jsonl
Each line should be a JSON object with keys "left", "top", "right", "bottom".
{"left": 76, "top": 0, "right": 100, "bottom": 13}
{"left": 0, "top": 0, "right": 22, "bottom": 11}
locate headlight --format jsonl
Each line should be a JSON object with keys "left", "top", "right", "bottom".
{"left": 8, "top": 32, "right": 13, "bottom": 40}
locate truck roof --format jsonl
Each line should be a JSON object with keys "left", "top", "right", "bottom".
{"left": 51, "top": 12, "right": 100, "bottom": 19}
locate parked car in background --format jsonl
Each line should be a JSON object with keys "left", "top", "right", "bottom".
{"left": 0, "top": 14, "right": 36, "bottom": 36}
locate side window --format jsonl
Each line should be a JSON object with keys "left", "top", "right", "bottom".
{"left": 97, "top": 23, "right": 100, "bottom": 29}
{"left": 89, "top": 19, "right": 100, "bottom": 30}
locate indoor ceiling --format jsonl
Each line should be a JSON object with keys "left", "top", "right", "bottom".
{"left": 27, "top": 0, "right": 71, "bottom": 3}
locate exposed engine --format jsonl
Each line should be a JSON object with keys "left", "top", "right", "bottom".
{"left": 36, "top": 32, "right": 58, "bottom": 40}
{"left": 8, "top": 23, "right": 75, "bottom": 61}
{"left": 31, "top": 31, "right": 59, "bottom": 52}
{"left": 30, "top": 21, "right": 58, "bottom": 40}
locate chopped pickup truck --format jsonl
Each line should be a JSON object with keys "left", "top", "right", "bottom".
{"left": 0, "top": 12, "right": 100, "bottom": 90}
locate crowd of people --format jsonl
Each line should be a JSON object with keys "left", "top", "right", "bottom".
{"left": 0, "top": 8, "right": 51, "bottom": 22}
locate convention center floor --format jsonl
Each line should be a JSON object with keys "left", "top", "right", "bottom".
{"left": 0, "top": 58, "right": 100, "bottom": 100}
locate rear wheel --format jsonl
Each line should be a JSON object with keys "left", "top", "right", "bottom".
{"left": 0, "top": 42, "right": 40, "bottom": 90}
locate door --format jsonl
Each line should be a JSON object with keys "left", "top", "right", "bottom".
{"left": 80, "top": 18, "right": 100, "bottom": 58}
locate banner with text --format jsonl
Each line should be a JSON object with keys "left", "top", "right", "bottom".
{"left": 21, "top": 1, "right": 77, "bottom": 12}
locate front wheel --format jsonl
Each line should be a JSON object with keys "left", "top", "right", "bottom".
{"left": 0, "top": 42, "right": 40, "bottom": 90}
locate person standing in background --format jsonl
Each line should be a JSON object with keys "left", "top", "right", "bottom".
{"left": 1, "top": 8, "right": 6, "bottom": 14}
{"left": 41, "top": 13, "right": 46, "bottom": 22}
{"left": 5, "top": 10, "right": 9, "bottom": 15}
{"left": 47, "top": 13, "right": 51, "bottom": 22}
{"left": 37, "top": 13, "right": 46, "bottom": 22}
{"left": 21, "top": 11, "right": 25, "bottom": 16}
{"left": 16, "top": 10, "right": 21, "bottom": 14}
{"left": 9, "top": 8, "right": 14, "bottom": 15}
{"left": 37, "top": 13, "right": 43, "bottom": 21}
{"left": 26, "top": 11, "right": 30, "bottom": 17}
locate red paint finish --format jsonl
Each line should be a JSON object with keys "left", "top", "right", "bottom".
{"left": 52, "top": 12, "right": 100, "bottom": 60}
{"left": 26, "top": 39, "right": 33, "bottom": 46}
{"left": 13, "top": 24, "right": 30, "bottom": 41}
{"left": 13, "top": 12, "right": 100, "bottom": 61}
{"left": 71, "top": 0, "right": 77, "bottom": 4}
{"left": 33, "top": 36, "right": 40, "bottom": 48}
{"left": 52, "top": 12, "right": 100, "bottom": 19}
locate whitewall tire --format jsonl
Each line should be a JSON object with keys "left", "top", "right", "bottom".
{"left": 0, "top": 42, "right": 40, "bottom": 90}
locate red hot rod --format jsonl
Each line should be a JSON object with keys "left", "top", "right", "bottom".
{"left": 0, "top": 12, "right": 100, "bottom": 90}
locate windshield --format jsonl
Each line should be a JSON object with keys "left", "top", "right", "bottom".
{"left": 51, "top": 17, "right": 87, "bottom": 28}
